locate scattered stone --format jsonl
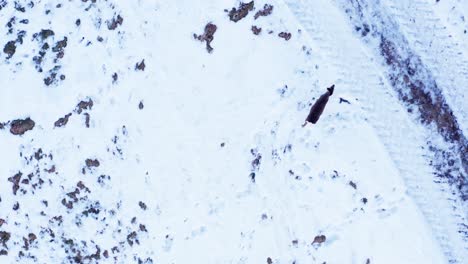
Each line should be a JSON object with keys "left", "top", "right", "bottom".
{"left": 112, "top": 73, "right": 118, "bottom": 83}
{"left": 84, "top": 113, "right": 90, "bottom": 128}
{"left": 138, "top": 101, "right": 144, "bottom": 110}
{"left": 0, "top": 249, "right": 6, "bottom": 255}
{"left": 3, "top": 41, "right": 16, "bottom": 59}
{"left": 251, "top": 150, "right": 262, "bottom": 171}
{"left": 8, "top": 172, "right": 22, "bottom": 195}
{"left": 339, "top": 98, "right": 351, "bottom": 104}
{"left": 75, "top": 19, "right": 81, "bottom": 26}
{"left": 52, "top": 37, "right": 67, "bottom": 53}
{"left": 138, "top": 201, "right": 147, "bottom": 210}
{"left": 361, "top": 197, "right": 368, "bottom": 204}
{"left": 13, "top": 202, "right": 19, "bottom": 211}
{"left": 54, "top": 113, "right": 72, "bottom": 128}
{"left": 85, "top": 159, "right": 100, "bottom": 168}
{"left": 349, "top": 181, "right": 357, "bottom": 189}
{"left": 34, "top": 148, "right": 44, "bottom": 160}
{"left": 61, "top": 198, "right": 73, "bottom": 209}
{"left": 34, "top": 29, "right": 55, "bottom": 40}
{"left": 127, "top": 231, "right": 139, "bottom": 246}
{"left": 10, "top": 118, "right": 35, "bottom": 135}
{"left": 194, "top": 23, "right": 217, "bottom": 53}
{"left": 107, "top": 15, "right": 123, "bottom": 30}
{"left": 249, "top": 172, "right": 255, "bottom": 182}
{"left": 228, "top": 1, "right": 254, "bottom": 22}
{"left": 267, "top": 257, "right": 273, "bottom": 264}
{"left": 312, "top": 235, "right": 326, "bottom": 244}
{"left": 44, "top": 72, "right": 58, "bottom": 86}
{"left": 254, "top": 4, "right": 273, "bottom": 19}
{"left": 251, "top": 26, "right": 262, "bottom": 35}
{"left": 135, "top": 59, "right": 145, "bottom": 71}
{"left": 278, "top": 32, "right": 291, "bottom": 41}
{"left": 220, "top": 142, "right": 225, "bottom": 147}
{"left": 0, "top": 231, "right": 10, "bottom": 247}
{"left": 14, "top": 2, "right": 25, "bottom": 12}
{"left": 28, "top": 233, "right": 37, "bottom": 242}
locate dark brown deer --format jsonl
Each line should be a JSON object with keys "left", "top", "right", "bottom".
{"left": 302, "top": 85, "right": 334, "bottom": 127}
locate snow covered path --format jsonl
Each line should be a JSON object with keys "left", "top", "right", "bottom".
{"left": 0, "top": 0, "right": 466, "bottom": 263}
{"left": 284, "top": 0, "right": 467, "bottom": 262}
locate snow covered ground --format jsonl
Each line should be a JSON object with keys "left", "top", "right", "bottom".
{"left": 0, "top": 0, "right": 466, "bottom": 263}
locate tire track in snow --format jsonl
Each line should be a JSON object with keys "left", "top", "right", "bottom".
{"left": 282, "top": 0, "right": 467, "bottom": 262}
{"left": 381, "top": 0, "right": 468, "bottom": 136}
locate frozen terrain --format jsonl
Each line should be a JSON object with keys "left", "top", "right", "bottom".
{"left": 0, "top": 0, "right": 466, "bottom": 263}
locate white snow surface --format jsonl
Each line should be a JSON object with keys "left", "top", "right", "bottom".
{"left": 0, "top": 0, "right": 466, "bottom": 263}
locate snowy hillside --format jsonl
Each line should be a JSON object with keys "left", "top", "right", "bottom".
{"left": 0, "top": 0, "right": 466, "bottom": 263}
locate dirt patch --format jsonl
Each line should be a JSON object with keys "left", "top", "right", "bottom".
{"left": 254, "top": 4, "right": 273, "bottom": 19}
{"left": 251, "top": 25, "right": 262, "bottom": 35}
{"left": 10, "top": 118, "right": 35, "bottom": 135}
{"left": 228, "top": 1, "right": 254, "bottom": 22}
{"left": 194, "top": 23, "right": 217, "bottom": 53}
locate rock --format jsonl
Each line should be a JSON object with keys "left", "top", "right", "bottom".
{"left": 254, "top": 4, "right": 273, "bottom": 19}
{"left": 35, "top": 29, "right": 55, "bottom": 40}
{"left": 0, "top": 231, "right": 11, "bottom": 247}
{"left": 8, "top": 172, "right": 22, "bottom": 195}
{"left": 251, "top": 26, "right": 262, "bottom": 35}
{"left": 85, "top": 159, "right": 100, "bottom": 168}
{"left": 76, "top": 98, "right": 93, "bottom": 114}
{"left": 228, "top": 1, "right": 254, "bottom": 22}
{"left": 54, "top": 113, "right": 72, "bottom": 127}
{"left": 138, "top": 201, "right": 147, "bottom": 210}
{"left": 107, "top": 15, "right": 123, "bottom": 30}
{"left": 3, "top": 41, "right": 16, "bottom": 59}
{"left": 10, "top": 118, "right": 35, "bottom": 135}
{"left": 312, "top": 235, "right": 326, "bottom": 244}
{"left": 135, "top": 59, "right": 145, "bottom": 71}
{"left": 278, "top": 32, "right": 291, "bottom": 41}
{"left": 194, "top": 23, "right": 217, "bottom": 53}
